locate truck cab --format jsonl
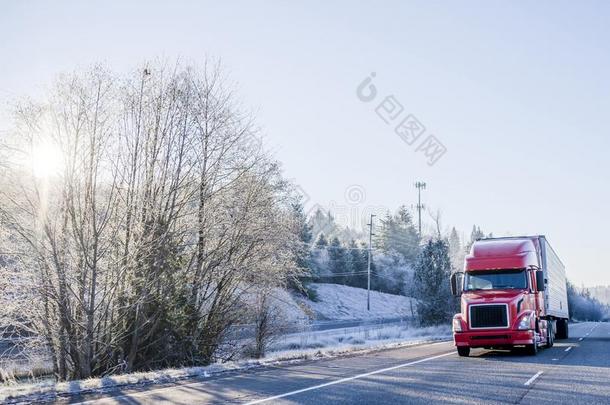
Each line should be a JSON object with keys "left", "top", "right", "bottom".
{"left": 450, "top": 236, "right": 569, "bottom": 356}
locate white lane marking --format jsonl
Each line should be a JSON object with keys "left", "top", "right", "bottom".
{"left": 565, "top": 347, "right": 572, "bottom": 352}
{"left": 72, "top": 341, "right": 455, "bottom": 405}
{"left": 245, "top": 351, "right": 455, "bottom": 404}
{"left": 524, "top": 371, "right": 544, "bottom": 386}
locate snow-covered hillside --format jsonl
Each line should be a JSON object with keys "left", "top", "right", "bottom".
{"left": 294, "top": 283, "right": 415, "bottom": 321}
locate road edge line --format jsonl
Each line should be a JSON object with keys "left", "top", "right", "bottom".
{"left": 245, "top": 351, "right": 455, "bottom": 404}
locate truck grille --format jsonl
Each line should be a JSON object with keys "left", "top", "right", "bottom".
{"left": 469, "top": 305, "right": 508, "bottom": 328}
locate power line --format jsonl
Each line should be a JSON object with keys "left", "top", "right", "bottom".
{"left": 309, "top": 246, "right": 373, "bottom": 251}
{"left": 300, "top": 271, "right": 369, "bottom": 277}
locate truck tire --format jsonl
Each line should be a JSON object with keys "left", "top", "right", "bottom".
{"left": 545, "top": 324, "right": 554, "bottom": 348}
{"left": 556, "top": 319, "right": 569, "bottom": 339}
{"left": 457, "top": 347, "right": 470, "bottom": 357}
{"left": 526, "top": 342, "right": 538, "bottom": 356}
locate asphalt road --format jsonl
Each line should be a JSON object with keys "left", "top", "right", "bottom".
{"left": 69, "top": 321, "right": 610, "bottom": 404}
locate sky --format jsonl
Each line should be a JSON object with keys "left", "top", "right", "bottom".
{"left": 1, "top": 1, "right": 609, "bottom": 286}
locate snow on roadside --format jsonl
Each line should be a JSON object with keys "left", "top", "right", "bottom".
{"left": 267, "top": 287, "right": 312, "bottom": 323}
{"left": 271, "top": 323, "right": 449, "bottom": 354}
{"left": 296, "top": 283, "right": 415, "bottom": 320}
{"left": 0, "top": 324, "right": 449, "bottom": 404}
{"left": 1, "top": 284, "right": 425, "bottom": 403}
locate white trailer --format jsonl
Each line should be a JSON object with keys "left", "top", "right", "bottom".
{"left": 531, "top": 235, "right": 570, "bottom": 337}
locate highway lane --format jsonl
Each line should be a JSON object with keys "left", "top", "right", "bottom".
{"left": 68, "top": 321, "right": 610, "bottom": 404}
{"left": 521, "top": 321, "right": 610, "bottom": 404}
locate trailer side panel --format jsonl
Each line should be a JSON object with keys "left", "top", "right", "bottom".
{"left": 540, "top": 236, "right": 569, "bottom": 319}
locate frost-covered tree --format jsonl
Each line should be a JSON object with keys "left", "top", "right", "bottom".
{"left": 291, "top": 199, "right": 313, "bottom": 272}
{"left": 465, "top": 225, "right": 491, "bottom": 253}
{"left": 412, "top": 239, "right": 457, "bottom": 325}
{"left": 588, "top": 285, "right": 610, "bottom": 306}
{"left": 448, "top": 227, "right": 464, "bottom": 271}
{"left": 0, "top": 60, "right": 299, "bottom": 380}
{"left": 347, "top": 239, "right": 367, "bottom": 289}
{"left": 373, "top": 250, "right": 413, "bottom": 295}
{"left": 370, "top": 206, "right": 419, "bottom": 295}
{"left": 287, "top": 198, "right": 315, "bottom": 294}
{"left": 328, "top": 237, "right": 348, "bottom": 284}
{"left": 375, "top": 206, "right": 420, "bottom": 264}
{"left": 315, "top": 233, "right": 328, "bottom": 248}
{"left": 246, "top": 288, "right": 290, "bottom": 359}
{"left": 308, "top": 208, "right": 338, "bottom": 241}
{"left": 567, "top": 281, "right": 609, "bottom": 321}
{"left": 308, "top": 233, "right": 330, "bottom": 279}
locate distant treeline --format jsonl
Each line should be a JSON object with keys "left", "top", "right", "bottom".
{"left": 567, "top": 281, "right": 610, "bottom": 321}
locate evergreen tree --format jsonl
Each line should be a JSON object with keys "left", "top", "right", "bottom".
{"left": 288, "top": 200, "right": 314, "bottom": 294}
{"left": 347, "top": 239, "right": 367, "bottom": 288}
{"left": 567, "top": 281, "right": 607, "bottom": 321}
{"left": 567, "top": 280, "right": 577, "bottom": 320}
{"left": 328, "top": 237, "right": 348, "bottom": 284}
{"left": 309, "top": 208, "right": 338, "bottom": 241}
{"left": 471, "top": 225, "right": 484, "bottom": 242}
{"left": 291, "top": 200, "right": 313, "bottom": 271}
{"left": 372, "top": 250, "right": 411, "bottom": 295}
{"left": 376, "top": 206, "right": 420, "bottom": 263}
{"left": 448, "top": 227, "right": 464, "bottom": 271}
{"left": 412, "top": 239, "right": 457, "bottom": 325}
{"left": 308, "top": 233, "right": 330, "bottom": 281}
{"left": 315, "top": 233, "right": 328, "bottom": 248}
{"left": 465, "top": 225, "right": 486, "bottom": 253}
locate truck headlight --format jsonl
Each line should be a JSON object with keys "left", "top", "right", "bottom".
{"left": 517, "top": 314, "right": 531, "bottom": 330}
{"left": 452, "top": 318, "right": 463, "bottom": 332}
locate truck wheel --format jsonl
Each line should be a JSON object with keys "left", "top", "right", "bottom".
{"left": 526, "top": 343, "right": 538, "bottom": 356}
{"left": 457, "top": 347, "right": 470, "bottom": 357}
{"left": 556, "top": 319, "right": 569, "bottom": 339}
{"left": 545, "top": 325, "right": 554, "bottom": 348}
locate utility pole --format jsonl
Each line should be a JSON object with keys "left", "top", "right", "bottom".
{"left": 367, "top": 214, "right": 376, "bottom": 311}
{"left": 415, "top": 181, "right": 426, "bottom": 237}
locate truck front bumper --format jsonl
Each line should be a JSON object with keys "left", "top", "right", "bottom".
{"left": 454, "top": 329, "right": 534, "bottom": 348}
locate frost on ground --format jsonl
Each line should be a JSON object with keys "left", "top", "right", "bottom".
{"left": 296, "top": 283, "right": 416, "bottom": 320}
{"left": 252, "top": 283, "right": 416, "bottom": 324}
{"left": 1, "top": 284, "right": 425, "bottom": 402}
{"left": 271, "top": 323, "right": 449, "bottom": 353}
{"left": 0, "top": 323, "right": 450, "bottom": 403}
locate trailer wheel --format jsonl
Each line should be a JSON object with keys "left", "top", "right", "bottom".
{"left": 457, "top": 347, "right": 470, "bottom": 357}
{"left": 556, "top": 319, "right": 569, "bottom": 339}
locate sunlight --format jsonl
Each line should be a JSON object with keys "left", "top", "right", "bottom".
{"left": 30, "top": 140, "right": 63, "bottom": 178}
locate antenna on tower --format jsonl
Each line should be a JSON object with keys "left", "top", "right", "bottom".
{"left": 414, "top": 181, "right": 426, "bottom": 237}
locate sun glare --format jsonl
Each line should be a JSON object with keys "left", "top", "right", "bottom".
{"left": 30, "top": 141, "right": 63, "bottom": 179}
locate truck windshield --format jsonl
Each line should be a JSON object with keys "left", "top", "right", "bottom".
{"left": 464, "top": 269, "right": 527, "bottom": 291}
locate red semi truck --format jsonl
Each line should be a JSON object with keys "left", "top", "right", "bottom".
{"left": 450, "top": 235, "right": 569, "bottom": 356}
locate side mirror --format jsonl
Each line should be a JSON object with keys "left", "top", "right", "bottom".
{"left": 535, "top": 270, "right": 545, "bottom": 292}
{"left": 450, "top": 272, "right": 463, "bottom": 296}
